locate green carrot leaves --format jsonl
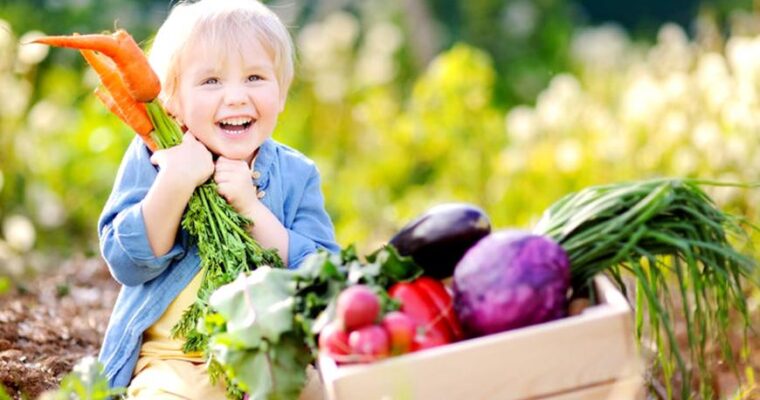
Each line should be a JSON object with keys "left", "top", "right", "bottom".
{"left": 144, "top": 100, "right": 285, "bottom": 399}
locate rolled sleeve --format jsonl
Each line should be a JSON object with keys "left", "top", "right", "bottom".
{"left": 101, "top": 203, "right": 185, "bottom": 286}
{"left": 286, "top": 167, "right": 339, "bottom": 269}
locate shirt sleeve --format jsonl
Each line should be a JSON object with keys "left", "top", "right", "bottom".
{"left": 98, "top": 138, "right": 186, "bottom": 286}
{"left": 286, "top": 165, "right": 340, "bottom": 269}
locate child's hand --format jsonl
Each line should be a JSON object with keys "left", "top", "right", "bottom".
{"left": 150, "top": 132, "right": 214, "bottom": 191}
{"left": 214, "top": 156, "right": 259, "bottom": 216}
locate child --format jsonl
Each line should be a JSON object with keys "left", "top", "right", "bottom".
{"left": 96, "top": 0, "right": 339, "bottom": 397}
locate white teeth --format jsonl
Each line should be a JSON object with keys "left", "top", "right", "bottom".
{"left": 219, "top": 117, "right": 252, "bottom": 126}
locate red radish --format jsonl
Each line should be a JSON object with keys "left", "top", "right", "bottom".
{"left": 318, "top": 321, "right": 350, "bottom": 359}
{"left": 348, "top": 325, "right": 390, "bottom": 362}
{"left": 381, "top": 311, "right": 416, "bottom": 355}
{"left": 336, "top": 285, "right": 381, "bottom": 331}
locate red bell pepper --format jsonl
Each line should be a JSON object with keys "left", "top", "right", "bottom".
{"left": 413, "top": 276, "right": 464, "bottom": 340}
{"left": 388, "top": 277, "right": 464, "bottom": 351}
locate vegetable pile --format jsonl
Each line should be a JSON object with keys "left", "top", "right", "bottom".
{"left": 201, "top": 246, "right": 424, "bottom": 398}
{"left": 400, "top": 179, "right": 756, "bottom": 399}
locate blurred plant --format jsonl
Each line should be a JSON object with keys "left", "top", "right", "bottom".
{"left": 502, "top": 19, "right": 760, "bottom": 224}
{"left": 0, "top": 18, "right": 134, "bottom": 274}
{"left": 282, "top": 37, "right": 506, "bottom": 251}
{"left": 0, "top": 276, "right": 10, "bottom": 296}
{"left": 423, "top": 0, "right": 577, "bottom": 105}
{"left": 38, "top": 356, "right": 125, "bottom": 400}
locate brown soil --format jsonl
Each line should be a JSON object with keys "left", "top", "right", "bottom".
{"left": 0, "top": 257, "right": 118, "bottom": 399}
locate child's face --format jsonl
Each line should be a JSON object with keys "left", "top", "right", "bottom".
{"left": 171, "top": 36, "right": 284, "bottom": 163}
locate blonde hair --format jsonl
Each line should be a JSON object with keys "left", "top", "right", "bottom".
{"left": 148, "top": 0, "right": 294, "bottom": 107}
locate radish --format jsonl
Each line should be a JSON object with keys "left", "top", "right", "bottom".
{"left": 336, "top": 285, "right": 380, "bottom": 331}
{"left": 348, "top": 325, "right": 390, "bottom": 361}
{"left": 381, "top": 311, "right": 416, "bottom": 355}
{"left": 318, "top": 321, "right": 350, "bottom": 360}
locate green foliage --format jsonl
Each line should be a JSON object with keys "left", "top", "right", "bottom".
{"left": 205, "top": 267, "right": 302, "bottom": 399}
{"left": 203, "top": 246, "right": 420, "bottom": 399}
{"left": 209, "top": 267, "right": 297, "bottom": 350}
{"left": 0, "top": 276, "right": 9, "bottom": 295}
{"left": 170, "top": 180, "right": 285, "bottom": 354}
{"left": 438, "top": 0, "right": 576, "bottom": 104}
{"left": 290, "top": 43, "right": 507, "bottom": 251}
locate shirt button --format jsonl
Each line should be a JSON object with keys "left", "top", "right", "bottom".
{"left": 257, "top": 190, "right": 266, "bottom": 199}
{"left": 251, "top": 170, "right": 261, "bottom": 180}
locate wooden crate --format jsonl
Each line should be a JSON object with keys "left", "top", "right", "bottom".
{"left": 318, "top": 275, "right": 642, "bottom": 400}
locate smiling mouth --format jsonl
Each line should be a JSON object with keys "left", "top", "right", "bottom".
{"left": 217, "top": 117, "right": 254, "bottom": 133}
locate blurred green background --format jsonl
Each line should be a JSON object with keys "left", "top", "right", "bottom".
{"left": 1, "top": 0, "right": 760, "bottom": 273}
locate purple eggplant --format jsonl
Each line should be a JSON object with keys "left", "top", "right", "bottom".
{"left": 389, "top": 203, "right": 491, "bottom": 279}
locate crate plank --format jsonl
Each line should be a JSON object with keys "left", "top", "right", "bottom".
{"left": 540, "top": 376, "right": 644, "bottom": 400}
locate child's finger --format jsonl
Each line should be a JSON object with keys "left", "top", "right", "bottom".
{"left": 215, "top": 156, "right": 238, "bottom": 168}
{"left": 215, "top": 185, "right": 231, "bottom": 201}
{"left": 213, "top": 170, "right": 227, "bottom": 183}
{"left": 214, "top": 170, "right": 236, "bottom": 183}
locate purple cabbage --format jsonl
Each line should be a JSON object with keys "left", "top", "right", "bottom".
{"left": 452, "top": 230, "right": 570, "bottom": 337}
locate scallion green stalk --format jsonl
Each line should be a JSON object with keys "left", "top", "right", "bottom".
{"left": 534, "top": 178, "right": 757, "bottom": 399}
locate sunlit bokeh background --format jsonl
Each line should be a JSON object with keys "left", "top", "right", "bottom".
{"left": 3, "top": 0, "right": 760, "bottom": 397}
{"left": 1, "top": 1, "right": 759, "bottom": 273}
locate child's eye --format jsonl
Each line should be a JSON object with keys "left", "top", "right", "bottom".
{"left": 247, "top": 74, "right": 263, "bottom": 82}
{"left": 202, "top": 77, "right": 219, "bottom": 85}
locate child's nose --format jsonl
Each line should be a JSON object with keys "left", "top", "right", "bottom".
{"left": 224, "top": 85, "right": 249, "bottom": 106}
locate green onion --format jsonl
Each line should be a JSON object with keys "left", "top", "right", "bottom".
{"left": 534, "top": 178, "right": 758, "bottom": 399}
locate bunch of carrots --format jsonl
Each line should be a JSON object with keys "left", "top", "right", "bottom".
{"left": 34, "top": 30, "right": 283, "bottom": 399}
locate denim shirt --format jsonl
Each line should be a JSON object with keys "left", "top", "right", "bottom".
{"left": 97, "top": 137, "right": 339, "bottom": 389}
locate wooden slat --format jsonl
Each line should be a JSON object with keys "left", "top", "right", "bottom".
{"left": 540, "top": 376, "right": 644, "bottom": 400}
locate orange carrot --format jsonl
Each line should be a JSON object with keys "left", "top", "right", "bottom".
{"left": 93, "top": 86, "right": 128, "bottom": 125}
{"left": 81, "top": 49, "right": 156, "bottom": 150}
{"left": 34, "top": 30, "right": 160, "bottom": 102}
{"left": 94, "top": 86, "right": 157, "bottom": 151}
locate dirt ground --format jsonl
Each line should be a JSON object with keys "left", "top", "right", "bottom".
{"left": 0, "top": 257, "right": 758, "bottom": 399}
{"left": 0, "top": 257, "right": 118, "bottom": 399}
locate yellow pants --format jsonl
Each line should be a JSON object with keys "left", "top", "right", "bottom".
{"left": 127, "top": 359, "right": 227, "bottom": 400}
{"left": 127, "top": 359, "right": 324, "bottom": 400}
